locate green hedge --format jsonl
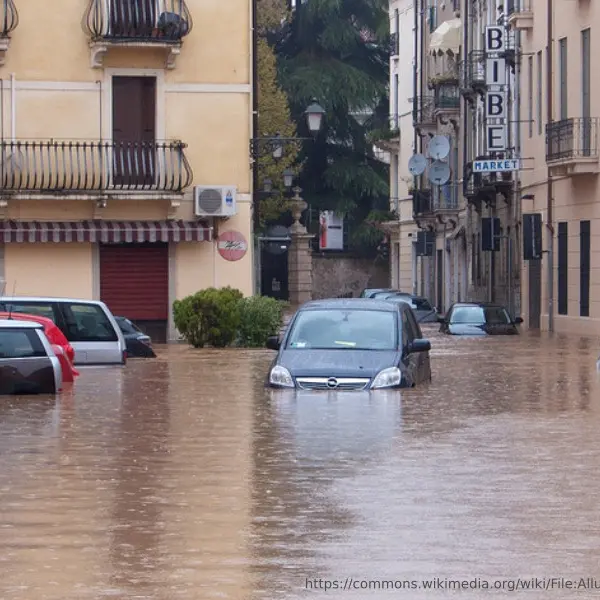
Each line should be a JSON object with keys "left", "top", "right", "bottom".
{"left": 173, "top": 287, "right": 286, "bottom": 348}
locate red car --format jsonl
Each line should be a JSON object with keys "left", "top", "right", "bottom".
{"left": 0, "top": 312, "right": 79, "bottom": 384}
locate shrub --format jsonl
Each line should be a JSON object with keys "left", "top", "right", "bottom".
{"left": 238, "top": 296, "right": 286, "bottom": 347}
{"left": 173, "top": 286, "right": 244, "bottom": 348}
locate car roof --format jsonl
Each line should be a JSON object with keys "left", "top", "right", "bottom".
{"left": 0, "top": 318, "right": 43, "bottom": 329}
{"left": 0, "top": 296, "right": 106, "bottom": 306}
{"left": 300, "top": 298, "right": 402, "bottom": 312}
{"left": 450, "top": 302, "right": 506, "bottom": 309}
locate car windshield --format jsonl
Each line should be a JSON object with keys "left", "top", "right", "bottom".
{"left": 449, "top": 306, "right": 511, "bottom": 325}
{"left": 286, "top": 309, "right": 397, "bottom": 350}
{"left": 387, "top": 295, "right": 433, "bottom": 311}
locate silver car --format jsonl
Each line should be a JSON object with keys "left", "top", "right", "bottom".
{"left": 0, "top": 297, "right": 126, "bottom": 365}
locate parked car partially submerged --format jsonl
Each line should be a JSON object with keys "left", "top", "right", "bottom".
{"left": 115, "top": 316, "right": 156, "bottom": 358}
{"left": 0, "top": 312, "right": 79, "bottom": 383}
{"left": 0, "top": 319, "right": 62, "bottom": 395}
{"left": 382, "top": 293, "right": 439, "bottom": 323}
{"left": 438, "top": 302, "right": 523, "bottom": 336}
{"left": 265, "top": 298, "right": 432, "bottom": 390}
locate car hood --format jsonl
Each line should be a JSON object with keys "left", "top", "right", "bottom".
{"left": 278, "top": 349, "right": 401, "bottom": 378}
{"left": 448, "top": 323, "right": 518, "bottom": 335}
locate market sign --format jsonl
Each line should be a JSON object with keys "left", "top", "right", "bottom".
{"left": 473, "top": 159, "right": 520, "bottom": 172}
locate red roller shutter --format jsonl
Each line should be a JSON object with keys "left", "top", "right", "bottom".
{"left": 100, "top": 243, "right": 169, "bottom": 320}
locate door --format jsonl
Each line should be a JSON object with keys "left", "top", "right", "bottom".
{"left": 110, "top": 0, "right": 156, "bottom": 38}
{"left": 100, "top": 243, "right": 169, "bottom": 342}
{"left": 528, "top": 259, "right": 541, "bottom": 329}
{"left": 112, "top": 76, "right": 156, "bottom": 187}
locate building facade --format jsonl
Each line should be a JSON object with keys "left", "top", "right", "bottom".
{"left": 379, "top": 0, "right": 419, "bottom": 296}
{"left": 0, "top": 0, "right": 253, "bottom": 342}
{"left": 517, "top": 0, "right": 600, "bottom": 335}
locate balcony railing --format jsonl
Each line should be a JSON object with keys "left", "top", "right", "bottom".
{"left": 545, "top": 117, "right": 599, "bottom": 162}
{"left": 460, "top": 51, "right": 486, "bottom": 94}
{"left": 84, "top": 0, "right": 193, "bottom": 42}
{"left": 434, "top": 83, "right": 460, "bottom": 110}
{"left": 507, "top": 0, "right": 531, "bottom": 14}
{"left": 0, "top": 0, "right": 18, "bottom": 37}
{"left": 0, "top": 140, "right": 193, "bottom": 193}
{"left": 433, "top": 183, "right": 459, "bottom": 211}
{"left": 413, "top": 96, "right": 436, "bottom": 128}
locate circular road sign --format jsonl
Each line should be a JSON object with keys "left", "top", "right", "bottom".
{"left": 217, "top": 230, "right": 248, "bottom": 261}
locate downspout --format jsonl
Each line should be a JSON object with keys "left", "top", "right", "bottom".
{"left": 462, "top": 0, "right": 469, "bottom": 300}
{"left": 251, "top": 0, "right": 260, "bottom": 292}
{"left": 413, "top": 0, "right": 419, "bottom": 156}
{"left": 546, "top": 0, "right": 554, "bottom": 332}
{"left": 10, "top": 73, "right": 15, "bottom": 141}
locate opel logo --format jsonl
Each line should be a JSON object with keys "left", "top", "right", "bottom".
{"left": 326, "top": 377, "right": 339, "bottom": 389}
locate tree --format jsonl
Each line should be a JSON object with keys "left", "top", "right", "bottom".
{"left": 274, "top": 0, "right": 393, "bottom": 254}
{"left": 255, "top": 0, "right": 300, "bottom": 228}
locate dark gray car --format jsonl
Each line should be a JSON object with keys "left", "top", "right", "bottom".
{"left": 265, "top": 298, "right": 432, "bottom": 390}
{"left": 383, "top": 293, "right": 439, "bottom": 323}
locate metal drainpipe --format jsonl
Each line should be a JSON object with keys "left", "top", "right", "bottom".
{"left": 462, "top": 0, "right": 470, "bottom": 301}
{"left": 546, "top": 0, "right": 554, "bottom": 332}
{"left": 251, "top": 0, "right": 259, "bottom": 233}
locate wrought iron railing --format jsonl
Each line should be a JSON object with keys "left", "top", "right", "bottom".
{"left": 0, "top": 140, "right": 193, "bottom": 192}
{"left": 0, "top": 0, "right": 18, "bottom": 37}
{"left": 434, "top": 83, "right": 460, "bottom": 109}
{"left": 460, "top": 50, "right": 486, "bottom": 92}
{"left": 545, "top": 117, "right": 599, "bottom": 162}
{"left": 433, "top": 183, "right": 459, "bottom": 211}
{"left": 413, "top": 96, "right": 436, "bottom": 127}
{"left": 412, "top": 189, "right": 432, "bottom": 215}
{"left": 83, "top": 0, "right": 192, "bottom": 42}
{"left": 507, "top": 0, "right": 531, "bottom": 14}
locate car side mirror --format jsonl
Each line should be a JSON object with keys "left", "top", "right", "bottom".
{"left": 266, "top": 335, "right": 281, "bottom": 350}
{"left": 514, "top": 317, "right": 523, "bottom": 324}
{"left": 409, "top": 339, "right": 431, "bottom": 353}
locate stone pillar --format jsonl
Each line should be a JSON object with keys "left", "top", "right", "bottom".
{"left": 287, "top": 187, "right": 314, "bottom": 307}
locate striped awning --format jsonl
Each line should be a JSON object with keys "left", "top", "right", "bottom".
{"left": 0, "top": 220, "right": 213, "bottom": 243}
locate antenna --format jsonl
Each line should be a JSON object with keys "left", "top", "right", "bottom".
{"left": 7, "top": 280, "right": 15, "bottom": 320}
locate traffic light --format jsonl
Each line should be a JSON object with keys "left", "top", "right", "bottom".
{"left": 377, "top": 239, "right": 390, "bottom": 259}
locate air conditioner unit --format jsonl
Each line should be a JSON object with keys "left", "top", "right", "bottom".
{"left": 194, "top": 186, "right": 238, "bottom": 217}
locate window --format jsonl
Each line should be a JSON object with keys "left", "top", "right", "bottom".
{"left": 0, "top": 328, "right": 46, "bottom": 359}
{"left": 0, "top": 302, "right": 57, "bottom": 322}
{"left": 557, "top": 222, "right": 568, "bottom": 315}
{"left": 537, "top": 51, "right": 543, "bottom": 135}
{"left": 582, "top": 28, "right": 590, "bottom": 119}
{"left": 449, "top": 306, "right": 511, "bottom": 325}
{"left": 405, "top": 308, "right": 423, "bottom": 339}
{"left": 528, "top": 55, "right": 533, "bottom": 138}
{"left": 286, "top": 309, "right": 398, "bottom": 350}
{"left": 580, "top": 221, "right": 590, "bottom": 317}
{"left": 116, "top": 317, "right": 141, "bottom": 335}
{"left": 559, "top": 38, "right": 568, "bottom": 120}
{"left": 393, "top": 73, "right": 399, "bottom": 125}
{"left": 62, "top": 303, "right": 119, "bottom": 342}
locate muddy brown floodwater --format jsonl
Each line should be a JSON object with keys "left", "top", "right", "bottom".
{"left": 1, "top": 328, "right": 600, "bottom": 600}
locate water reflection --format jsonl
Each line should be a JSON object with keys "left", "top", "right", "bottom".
{"left": 0, "top": 330, "right": 599, "bottom": 600}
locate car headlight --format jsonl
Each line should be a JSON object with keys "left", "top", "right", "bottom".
{"left": 371, "top": 367, "right": 402, "bottom": 389}
{"left": 269, "top": 365, "right": 295, "bottom": 388}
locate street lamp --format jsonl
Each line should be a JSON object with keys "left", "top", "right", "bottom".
{"left": 304, "top": 100, "right": 326, "bottom": 135}
{"left": 282, "top": 168, "right": 294, "bottom": 189}
{"left": 271, "top": 133, "right": 283, "bottom": 159}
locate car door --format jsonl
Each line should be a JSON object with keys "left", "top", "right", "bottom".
{"left": 400, "top": 308, "right": 418, "bottom": 385}
{"left": 405, "top": 308, "right": 430, "bottom": 383}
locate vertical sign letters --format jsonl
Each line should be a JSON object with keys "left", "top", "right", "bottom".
{"left": 484, "top": 26, "right": 508, "bottom": 152}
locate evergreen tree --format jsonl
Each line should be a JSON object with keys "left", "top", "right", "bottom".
{"left": 274, "top": 0, "right": 393, "bottom": 254}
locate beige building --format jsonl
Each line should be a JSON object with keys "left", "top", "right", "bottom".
{"left": 0, "top": 0, "right": 254, "bottom": 341}
{"left": 516, "top": 0, "right": 599, "bottom": 334}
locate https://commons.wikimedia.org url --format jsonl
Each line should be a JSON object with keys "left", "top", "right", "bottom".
{"left": 304, "top": 577, "right": 600, "bottom": 592}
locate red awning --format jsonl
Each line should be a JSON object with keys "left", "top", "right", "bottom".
{"left": 0, "top": 220, "right": 213, "bottom": 243}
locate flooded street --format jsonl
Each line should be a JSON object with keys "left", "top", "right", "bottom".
{"left": 1, "top": 329, "right": 600, "bottom": 599}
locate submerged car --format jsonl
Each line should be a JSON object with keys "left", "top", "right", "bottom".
{"left": 0, "top": 312, "right": 79, "bottom": 383}
{"left": 0, "top": 319, "right": 62, "bottom": 395}
{"left": 438, "top": 302, "right": 523, "bottom": 335}
{"left": 115, "top": 316, "right": 156, "bottom": 358}
{"left": 383, "top": 293, "right": 439, "bottom": 323}
{"left": 265, "top": 298, "right": 432, "bottom": 390}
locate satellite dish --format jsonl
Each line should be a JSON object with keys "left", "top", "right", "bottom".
{"left": 408, "top": 154, "right": 427, "bottom": 176}
{"left": 428, "top": 135, "right": 450, "bottom": 160}
{"left": 427, "top": 161, "right": 451, "bottom": 185}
